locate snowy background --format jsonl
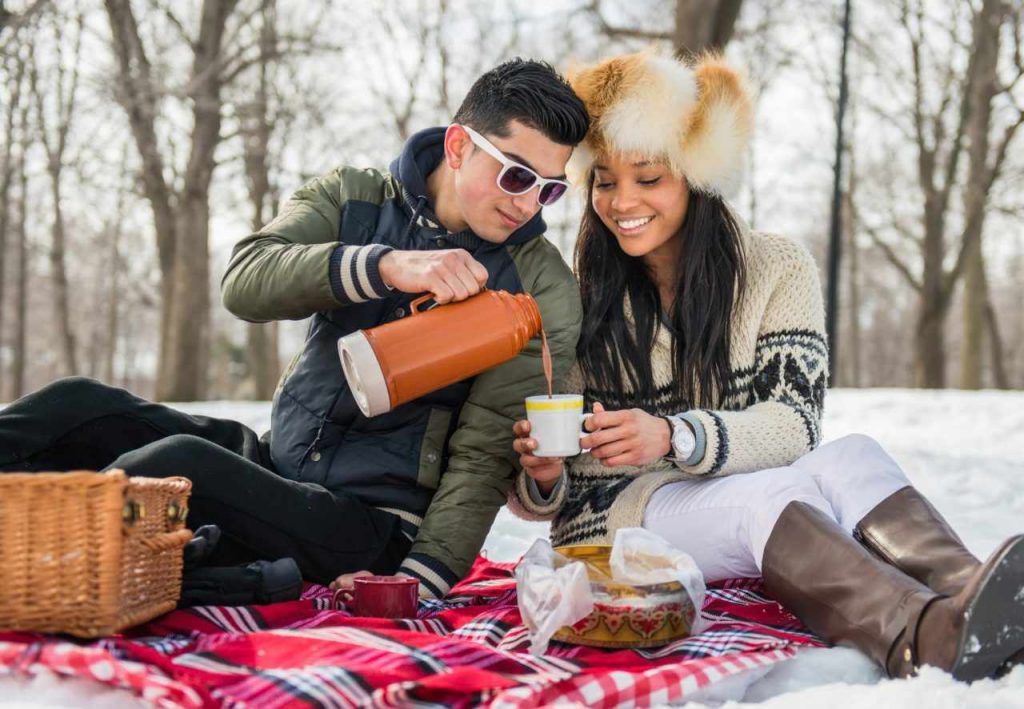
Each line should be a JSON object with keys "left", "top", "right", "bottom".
{"left": 2, "top": 388, "right": 1024, "bottom": 707}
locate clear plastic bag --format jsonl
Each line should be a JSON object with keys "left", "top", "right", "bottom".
{"left": 515, "top": 529, "right": 708, "bottom": 654}
{"left": 609, "top": 527, "right": 707, "bottom": 632}
{"left": 514, "top": 539, "right": 593, "bottom": 655}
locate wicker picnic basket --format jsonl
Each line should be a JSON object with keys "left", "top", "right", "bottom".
{"left": 0, "top": 469, "right": 192, "bottom": 638}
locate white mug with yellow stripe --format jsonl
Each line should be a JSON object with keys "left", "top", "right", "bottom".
{"left": 525, "top": 394, "right": 591, "bottom": 457}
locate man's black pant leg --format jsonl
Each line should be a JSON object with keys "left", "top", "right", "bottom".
{"left": 0, "top": 377, "right": 264, "bottom": 472}
{"left": 108, "top": 434, "right": 411, "bottom": 585}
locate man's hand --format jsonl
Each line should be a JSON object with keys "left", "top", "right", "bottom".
{"left": 580, "top": 402, "right": 672, "bottom": 468}
{"left": 329, "top": 571, "right": 434, "bottom": 601}
{"left": 329, "top": 569, "right": 373, "bottom": 592}
{"left": 379, "top": 249, "right": 488, "bottom": 304}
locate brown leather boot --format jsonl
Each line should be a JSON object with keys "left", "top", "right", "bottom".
{"left": 855, "top": 486, "right": 981, "bottom": 596}
{"left": 762, "top": 501, "right": 1024, "bottom": 682}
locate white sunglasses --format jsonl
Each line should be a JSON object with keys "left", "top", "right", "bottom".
{"left": 459, "top": 124, "right": 570, "bottom": 206}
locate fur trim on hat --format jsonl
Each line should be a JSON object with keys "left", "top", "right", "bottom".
{"left": 566, "top": 52, "right": 753, "bottom": 196}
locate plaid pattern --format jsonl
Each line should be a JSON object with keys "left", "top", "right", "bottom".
{"left": 0, "top": 557, "right": 822, "bottom": 707}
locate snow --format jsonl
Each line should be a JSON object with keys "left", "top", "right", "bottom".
{"left": 3, "top": 388, "right": 1024, "bottom": 707}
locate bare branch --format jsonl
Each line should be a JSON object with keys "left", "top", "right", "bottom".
{"left": 0, "top": 0, "right": 48, "bottom": 56}
{"left": 945, "top": 226, "right": 980, "bottom": 297}
{"left": 218, "top": 34, "right": 343, "bottom": 87}
{"left": 147, "top": 0, "right": 195, "bottom": 50}
{"left": 861, "top": 222, "right": 924, "bottom": 293}
{"left": 221, "top": 1, "right": 267, "bottom": 62}
{"left": 899, "top": 0, "right": 934, "bottom": 191}
{"left": 928, "top": 3, "right": 972, "bottom": 183}
{"left": 103, "top": 0, "right": 175, "bottom": 272}
{"left": 985, "top": 107, "right": 1024, "bottom": 193}
{"left": 587, "top": 0, "right": 671, "bottom": 42}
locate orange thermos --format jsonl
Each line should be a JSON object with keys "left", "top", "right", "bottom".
{"left": 338, "top": 290, "right": 542, "bottom": 417}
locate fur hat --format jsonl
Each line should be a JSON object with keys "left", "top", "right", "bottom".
{"left": 566, "top": 51, "right": 754, "bottom": 196}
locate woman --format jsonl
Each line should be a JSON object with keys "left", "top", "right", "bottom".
{"left": 507, "top": 51, "right": 1024, "bottom": 682}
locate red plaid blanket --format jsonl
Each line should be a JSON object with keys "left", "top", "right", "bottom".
{"left": 0, "top": 557, "right": 821, "bottom": 707}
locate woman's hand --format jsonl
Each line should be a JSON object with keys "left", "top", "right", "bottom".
{"left": 512, "top": 419, "right": 564, "bottom": 495}
{"left": 581, "top": 403, "right": 671, "bottom": 467}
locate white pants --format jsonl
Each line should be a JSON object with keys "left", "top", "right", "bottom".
{"left": 642, "top": 434, "right": 911, "bottom": 583}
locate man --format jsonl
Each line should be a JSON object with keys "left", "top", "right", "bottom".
{"left": 0, "top": 59, "right": 587, "bottom": 600}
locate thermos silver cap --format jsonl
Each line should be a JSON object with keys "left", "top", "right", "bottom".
{"left": 338, "top": 331, "right": 392, "bottom": 417}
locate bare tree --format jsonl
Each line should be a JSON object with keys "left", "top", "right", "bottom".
{"left": 0, "top": 0, "right": 47, "bottom": 57}
{"left": 103, "top": 0, "right": 341, "bottom": 401}
{"left": 842, "top": 138, "right": 862, "bottom": 387}
{"left": 960, "top": 0, "right": 1022, "bottom": 389}
{"left": 29, "top": 5, "right": 84, "bottom": 376}
{"left": 356, "top": 0, "right": 522, "bottom": 144}
{"left": 100, "top": 145, "right": 131, "bottom": 385}
{"left": 0, "top": 46, "right": 27, "bottom": 394}
{"left": 238, "top": 0, "right": 280, "bottom": 399}
{"left": 9, "top": 52, "right": 31, "bottom": 400}
{"left": 589, "top": 0, "right": 745, "bottom": 57}
{"left": 104, "top": 0, "right": 242, "bottom": 401}
{"left": 861, "top": 0, "right": 1023, "bottom": 388}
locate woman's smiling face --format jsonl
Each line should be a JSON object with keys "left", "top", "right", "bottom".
{"left": 590, "top": 151, "right": 689, "bottom": 259}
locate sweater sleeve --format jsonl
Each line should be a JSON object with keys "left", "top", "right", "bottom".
{"left": 678, "top": 237, "right": 828, "bottom": 476}
{"left": 505, "top": 468, "right": 569, "bottom": 521}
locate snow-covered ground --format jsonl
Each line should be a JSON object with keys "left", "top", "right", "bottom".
{"left": 3, "top": 389, "right": 1024, "bottom": 707}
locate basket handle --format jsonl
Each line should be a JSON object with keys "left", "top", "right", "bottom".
{"left": 138, "top": 528, "right": 194, "bottom": 551}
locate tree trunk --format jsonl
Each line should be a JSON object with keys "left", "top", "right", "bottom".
{"left": 103, "top": 0, "right": 178, "bottom": 393}
{"left": 915, "top": 195, "right": 947, "bottom": 387}
{"left": 0, "top": 53, "right": 24, "bottom": 395}
{"left": 240, "top": 0, "right": 280, "bottom": 400}
{"left": 246, "top": 321, "right": 279, "bottom": 399}
{"left": 673, "top": 0, "right": 744, "bottom": 57}
{"left": 985, "top": 295, "right": 1009, "bottom": 390}
{"left": 960, "top": 236, "right": 985, "bottom": 389}
{"left": 10, "top": 122, "right": 28, "bottom": 400}
{"left": 896, "top": 0, "right": 1013, "bottom": 390}
{"left": 103, "top": 155, "right": 128, "bottom": 385}
{"left": 47, "top": 168, "right": 78, "bottom": 375}
{"left": 161, "top": 198, "right": 211, "bottom": 400}
{"left": 915, "top": 300, "right": 946, "bottom": 388}
{"left": 104, "top": 272, "right": 119, "bottom": 383}
{"left": 825, "top": 0, "right": 852, "bottom": 386}
{"left": 842, "top": 160, "right": 861, "bottom": 387}
{"left": 958, "top": 0, "right": 1004, "bottom": 389}
{"left": 28, "top": 8, "right": 84, "bottom": 378}
{"left": 156, "top": 1, "right": 235, "bottom": 401}
{"left": 106, "top": 0, "right": 237, "bottom": 401}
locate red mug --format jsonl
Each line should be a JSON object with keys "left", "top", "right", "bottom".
{"left": 332, "top": 575, "right": 419, "bottom": 618}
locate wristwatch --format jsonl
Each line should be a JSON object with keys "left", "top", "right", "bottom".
{"left": 663, "top": 414, "right": 696, "bottom": 462}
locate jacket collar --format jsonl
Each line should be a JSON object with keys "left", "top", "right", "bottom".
{"left": 389, "top": 126, "right": 547, "bottom": 249}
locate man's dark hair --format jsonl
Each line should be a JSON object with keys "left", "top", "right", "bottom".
{"left": 453, "top": 58, "right": 589, "bottom": 146}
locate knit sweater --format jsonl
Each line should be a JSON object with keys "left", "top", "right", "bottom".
{"left": 506, "top": 227, "right": 829, "bottom": 547}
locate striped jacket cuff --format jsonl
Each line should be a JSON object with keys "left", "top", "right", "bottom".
{"left": 397, "top": 553, "right": 461, "bottom": 599}
{"left": 329, "top": 244, "right": 394, "bottom": 304}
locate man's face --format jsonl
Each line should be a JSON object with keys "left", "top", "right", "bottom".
{"left": 447, "top": 120, "right": 573, "bottom": 244}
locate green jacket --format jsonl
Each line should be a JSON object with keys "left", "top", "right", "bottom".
{"left": 221, "top": 127, "right": 581, "bottom": 596}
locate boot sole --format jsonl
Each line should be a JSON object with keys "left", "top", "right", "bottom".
{"left": 952, "top": 535, "right": 1024, "bottom": 682}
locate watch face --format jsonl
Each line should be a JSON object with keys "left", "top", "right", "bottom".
{"left": 672, "top": 425, "right": 696, "bottom": 458}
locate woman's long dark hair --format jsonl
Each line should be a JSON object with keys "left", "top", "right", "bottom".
{"left": 575, "top": 176, "right": 747, "bottom": 411}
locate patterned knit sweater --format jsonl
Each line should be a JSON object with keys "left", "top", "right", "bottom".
{"left": 506, "top": 228, "right": 829, "bottom": 547}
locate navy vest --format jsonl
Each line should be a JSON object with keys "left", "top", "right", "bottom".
{"left": 269, "top": 197, "right": 526, "bottom": 517}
